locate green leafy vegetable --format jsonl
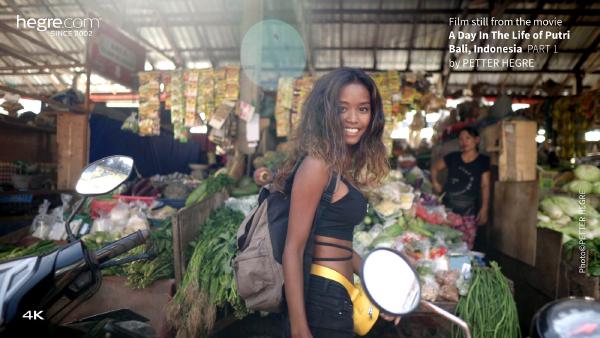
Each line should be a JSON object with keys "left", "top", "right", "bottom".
{"left": 0, "top": 240, "right": 58, "bottom": 261}
{"left": 166, "top": 207, "right": 248, "bottom": 338}
{"left": 453, "top": 262, "right": 520, "bottom": 338}
{"left": 574, "top": 165, "right": 600, "bottom": 182}
{"left": 185, "top": 174, "right": 235, "bottom": 207}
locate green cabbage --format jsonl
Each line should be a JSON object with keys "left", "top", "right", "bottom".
{"left": 537, "top": 212, "right": 551, "bottom": 223}
{"left": 540, "top": 198, "right": 564, "bottom": 219}
{"left": 568, "top": 180, "right": 594, "bottom": 194}
{"left": 574, "top": 165, "right": 600, "bottom": 182}
{"left": 550, "top": 196, "right": 581, "bottom": 218}
{"left": 594, "top": 182, "right": 600, "bottom": 195}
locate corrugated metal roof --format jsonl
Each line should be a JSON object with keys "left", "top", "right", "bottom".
{"left": 0, "top": 0, "right": 598, "bottom": 97}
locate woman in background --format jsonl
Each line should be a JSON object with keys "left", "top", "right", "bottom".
{"left": 431, "top": 127, "right": 491, "bottom": 252}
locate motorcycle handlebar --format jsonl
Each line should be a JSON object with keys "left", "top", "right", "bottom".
{"left": 94, "top": 230, "right": 150, "bottom": 264}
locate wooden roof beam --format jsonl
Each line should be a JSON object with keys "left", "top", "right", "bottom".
{"left": 574, "top": 31, "right": 600, "bottom": 71}
{"left": 0, "top": 23, "right": 81, "bottom": 66}
{"left": 371, "top": 0, "right": 383, "bottom": 70}
{"left": 441, "top": 0, "right": 466, "bottom": 95}
{"left": 474, "top": 0, "right": 511, "bottom": 71}
{"left": 76, "top": 0, "right": 179, "bottom": 66}
{"left": 151, "top": 4, "right": 184, "bottom": 67}
{"left": 293, "top": 0, "right": 314, "bottom": 74}
{"left": 507, "top": 0, "right": 544, "bottom": 71}
{"left": 541, "top": 2, "right": 587, "bottom": 71}
{"left": 405, "top": 0, "right": 422, "bottom": 72}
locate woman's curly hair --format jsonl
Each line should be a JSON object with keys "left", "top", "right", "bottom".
{"left": 274, "top": 67, "right": 389, "bottom": 190}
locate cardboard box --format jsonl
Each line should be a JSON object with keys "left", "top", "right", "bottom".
{"left": 484, "top": 121, "right": 537, "bottom": 182}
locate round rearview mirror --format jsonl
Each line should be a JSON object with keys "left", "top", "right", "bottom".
{"left": 75, "top": 156, "right": 133, "bottom": 195}
{"left": 361, "top": 248, "right": 421, "bottom": 315}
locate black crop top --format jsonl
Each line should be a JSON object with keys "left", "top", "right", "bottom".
{"left": 314, "top": 177, "right": 368, "bottom": 242}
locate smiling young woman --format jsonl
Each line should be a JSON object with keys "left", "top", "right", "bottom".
{"left": 273, "top": 68, "right": 398, "bottom": 338}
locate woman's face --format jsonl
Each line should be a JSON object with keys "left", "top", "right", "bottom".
{"left": 459, "top": 131, "right": 479, "bottom": 152}
{"left": 338, "top": 83, "right": 372, "bottom": 146}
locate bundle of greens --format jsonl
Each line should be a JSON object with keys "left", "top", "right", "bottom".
{"left": 0, "top": 240, "right": 58, "bottom": 261}
{"left": 453, "top": 262, "right": 520, "bottom": 338}
{"left": 185, "top": 174, "right": 235, "bottom": 207}
{"left": 82, "top": 224, "right": 175, "bottom": 286}
{"left": 166, "top": 207, "right": 247, "bottom": 338}
{"left": 126, "top": 221, "right": 174, "bottom": 288}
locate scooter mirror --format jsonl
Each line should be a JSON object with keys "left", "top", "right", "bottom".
{"left": 361, "top": 248, "right": 421, "bottom": 315}
{"left": 530, "top": 297, "right": 600, "bottom": 338}
{"left": 75, "top": 156, "right": 134, "bottom": 196}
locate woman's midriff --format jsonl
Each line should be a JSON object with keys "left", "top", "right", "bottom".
{"left": 313, "top": 235, "right": 354, "bottom": 282}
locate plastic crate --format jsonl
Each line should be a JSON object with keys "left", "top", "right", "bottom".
{"left": 0, "top": 193, "right": 34, "bottom": 216}
{"left": 0, "top": 194, "right": 33, "bottom": 203}
{"left": 89, "top": 198, "right": 118, "bottom": 218}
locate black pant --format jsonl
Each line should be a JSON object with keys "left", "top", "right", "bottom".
{"left": 282, "top": 274, "right": 354, "bottom": 338}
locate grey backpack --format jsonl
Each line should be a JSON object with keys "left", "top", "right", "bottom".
{"left": 233, "top": 160, "right": 337, "bottom": 312}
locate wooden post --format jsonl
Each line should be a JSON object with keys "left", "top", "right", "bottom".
{"left": 57, "top": 112, "right": 89, "bottom": 190}
{"left": 491, "top": 180, "right": 539, "bottom": 266}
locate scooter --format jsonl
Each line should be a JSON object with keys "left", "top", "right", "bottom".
{"left": 361, "top": 248, "right": 600, "bottom": 338}
{"left": 0, "top": 155, "right": 155, "bottom": 338}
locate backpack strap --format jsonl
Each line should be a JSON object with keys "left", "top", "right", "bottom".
{"left": 283, "top": 157, "right": 306, "bottom": 194}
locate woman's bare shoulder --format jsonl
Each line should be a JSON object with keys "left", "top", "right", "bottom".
{"left": 295, "top": 156, "right": 330, "bottom": 185}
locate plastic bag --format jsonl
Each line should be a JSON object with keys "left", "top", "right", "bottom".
{"left": 110, "top": 201, "right": 130, "bottom": 229}
{"left": 456, "top": 263, "right": 472, "bottom": 296}
{"left": 92, "top": 211, "right": 113, "bottom": 233}
{"left": 225, "top": 195, "right": 259, "bottom": 215}
{"left": 439, "top": 284, "right": 459, "bottom": 302}
{"left": 124, "top": 208, "right": 149, "bottom": 234}
{"left": 31, "top": 200, "right": 53, "bottom": 239}
{"left": 121, "top": 112, "right": 139, "bottom": 133}
{"left": 61, "top": 194, "right": 73, "bottom": 212}
{"left": 421, "top": 275, "right": 440, "bottom": 302}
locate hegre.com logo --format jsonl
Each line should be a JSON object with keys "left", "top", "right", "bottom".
{"left": 16, "top": 14, "right": 101, "bottom": 37}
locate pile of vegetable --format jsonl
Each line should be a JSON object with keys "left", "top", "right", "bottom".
{"left": 565, "top": 165, "right": 600, "bottom": 195}
{"left": 453, "top": 262, "right": 520, "bottom": 338}
{"left": 537, "top": 195, "right": 600, "bottom": 239}
{"left": 537, "top": 165, "right": 600, "bottom": 241}
{"left": 0, "top": 240, "right": 58, "bottom": 261}
{"left": 230, "top": 176, "right": 259, "bottom": 197}
{"left": 125, "top": 221, "right": 174, "bottom": 288}
{"left": 166, "top": 207, "right": 247, "bottom": 338}
{"left": 355, "top": 214, "right": 464, "bottom": 255}
{"left": 251, "top": 150, "right": 286, "bottom": 171}
{"left": 185, "top": 173, "right": 235, "bottom": 207}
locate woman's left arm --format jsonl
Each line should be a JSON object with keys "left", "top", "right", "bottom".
{"left": 478, "top": 171, "right": 491, "bottom": 224}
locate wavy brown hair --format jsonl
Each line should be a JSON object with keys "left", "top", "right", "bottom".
{"left": 274, "top": 67, "right": 389, "bottom": 191}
